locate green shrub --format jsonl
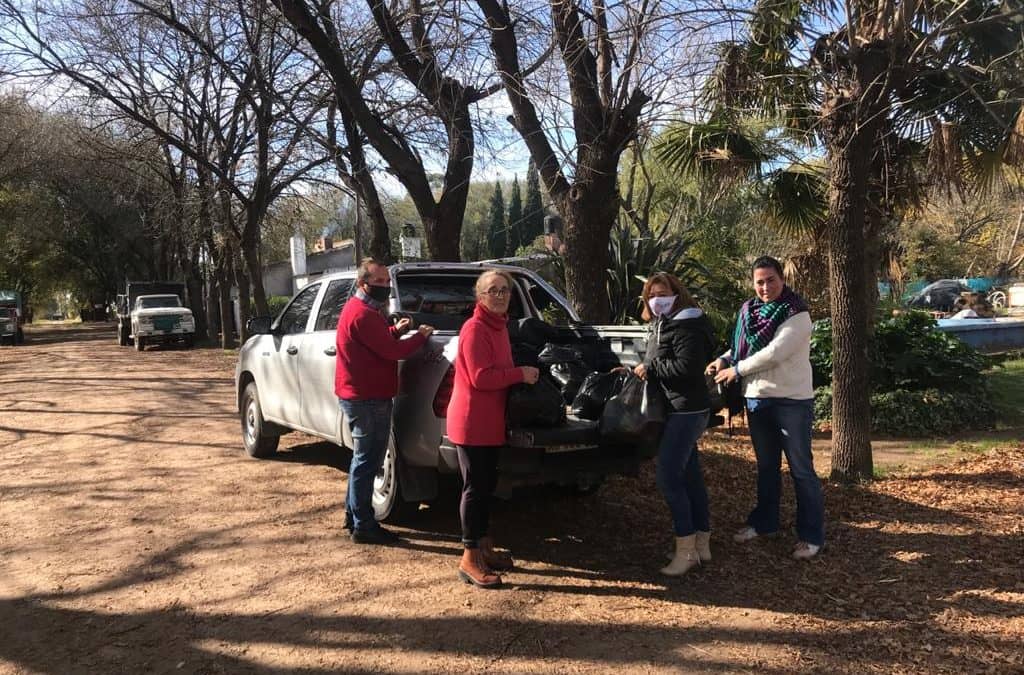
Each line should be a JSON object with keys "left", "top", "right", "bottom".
{"left": 811, "top": 312, "right": 997, "bottom": 436}
{"left": 267, "top": 295, "right": 290, "bottom": 318}
{"left": 814, "top": 385, "right": 997, "bottom": 437}
{"left": 810, "top": 311, "right": 991, "bottom": 394}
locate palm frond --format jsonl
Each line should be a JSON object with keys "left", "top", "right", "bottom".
{"left": 655, "top": 121, "right": 771, "bottom": 185}
{"left": 761, "top": 164, "right": 827, "bottom": 238}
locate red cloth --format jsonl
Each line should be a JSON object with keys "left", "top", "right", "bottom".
{"left": 334, "top": 295, "right": 427, "bottom": 400}
{"left": 446, "top": 303, "right": 524, "bottom": 446}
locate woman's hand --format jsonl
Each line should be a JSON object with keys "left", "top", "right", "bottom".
{"left": 705, "top": 357, "right": 727, "bottom": 375}
{"left": 520, "top": 366, "right": 540, "bottom": 384}
{"left": 633, "top": 363, "right": 647, "bottom": 380}
{"left": 713, "top": 366, "right": 738, "bottom": 385}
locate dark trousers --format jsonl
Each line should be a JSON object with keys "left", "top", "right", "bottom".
{"left": 746, "top": 398, "right": 825, "bottom": 546}
{"left": 456, "top": 444, "right": 500, "bottom": 548}
{"left": 655, "top": 411, "right": 711, "bottom": 536}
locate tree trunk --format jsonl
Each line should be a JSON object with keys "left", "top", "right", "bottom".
{"left": 234, "top": 249, "right": 251, "bottom": 345}
{"left": 241, "top": 211, "right": 269, "bottom": 317}
{"left": 557, "top": 169, "right": 618, "bottom": 323}
{"left": 185, "top": 244, "right": 208, "bottom": 341}
{"left": 823, "top": 67, "right": 884, "bottom": 481}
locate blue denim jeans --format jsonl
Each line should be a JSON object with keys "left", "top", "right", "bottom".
{"left": 745, "top": 398, "right": 824, "bottom": 546}
{"left": 656, "top": 410, "right": 710, "bottom": 537}
{"left": 339, "top": 398, "right": 394, "bottom": 533}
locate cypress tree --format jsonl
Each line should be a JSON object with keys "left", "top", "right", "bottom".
{"left": 486, "top": 181, "right": 506, "bottom": 259}
{"left": 523, "top": 159, "right": 544, "bottom": 246}
{"left": 507, "top": 175, "right": 523, "bottom": 255}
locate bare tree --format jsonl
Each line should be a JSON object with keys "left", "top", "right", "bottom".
{"left": 473, "top": 0, "right": 717, "bottom": 321}
{"left": 272, "top": 0, "right": 506, "bottom": 261}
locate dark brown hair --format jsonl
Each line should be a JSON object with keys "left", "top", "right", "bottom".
{"left": 640, "top": 272, "right": 698, "bottom": 322}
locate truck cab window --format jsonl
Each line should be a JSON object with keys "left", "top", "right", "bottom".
{"left": 315, "top": 279, "right": 354, "bottom": 331}
{"left": 396, "top": 274, "right": 525, "bottom": 331}
{"left": 528, "top": 284, "right": 573, "bottom": 326}
{"left": 277, "top": 283, "right": 320, "bottom": 335}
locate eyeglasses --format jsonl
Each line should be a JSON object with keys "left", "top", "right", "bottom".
{"left": 484, "top": 288, "right": 511, "bottom": 298}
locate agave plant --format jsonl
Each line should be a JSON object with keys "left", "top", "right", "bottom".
{"left": 606, "top": 219, "right": 709, "bottom": 325}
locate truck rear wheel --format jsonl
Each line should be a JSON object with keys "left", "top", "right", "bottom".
{"left": 372, "top": 434, "right": 419, "bottom": 524}
{"left": 241, "top": 382, "right": 279, "bottom": 458}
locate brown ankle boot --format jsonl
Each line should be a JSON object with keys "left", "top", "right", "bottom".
{"left": 458, "top": 549, "right": 502, "bottom": 588}
{"left": 480, "top": 536, "right": 514, "bottom": 571}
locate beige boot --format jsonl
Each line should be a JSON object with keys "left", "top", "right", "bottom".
{"left": 695, "top": 531, "right": 711, "bottom": 562}
{"left": 660, "top": 534, "right": 700, "bottom": 577}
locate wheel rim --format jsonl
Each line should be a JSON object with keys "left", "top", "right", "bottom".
{"left": 372, "top": 440, "right": 397, "bottom": 518}
{"left": 244, "top": 398, "right": 258, "bottom": 445}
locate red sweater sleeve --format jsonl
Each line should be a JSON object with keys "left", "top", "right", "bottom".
{"left": 461, "top": 323, "right": 524, "bottom": 391}
{"left": 353, "top": 308, "right": 426, "bottom": 360}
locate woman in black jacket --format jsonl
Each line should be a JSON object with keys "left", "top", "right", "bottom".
{"left": 634, "top": 272, "right": 716, "bottom": 576}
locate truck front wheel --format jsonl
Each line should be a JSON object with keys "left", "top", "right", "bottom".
{"left": 241, "top": 382, "right": 279, "bottom": 458}
{"left": 372, "top": 435, "right": 419, "bottom": 524}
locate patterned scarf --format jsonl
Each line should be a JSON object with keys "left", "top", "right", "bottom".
{"left": 732, "top": 285, "right": 808, "bottom": 362}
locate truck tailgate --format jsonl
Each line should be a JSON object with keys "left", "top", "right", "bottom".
{"left": 507, "top": 416, "right": 599, "bottom": 450}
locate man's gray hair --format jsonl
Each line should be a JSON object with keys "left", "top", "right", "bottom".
{"left": 357, "top": 257, "right": 384, "bottom": 284}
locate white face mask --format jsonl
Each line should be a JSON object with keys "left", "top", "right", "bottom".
{"left": 648, "top": 295, "right": 677, "bottom": 317}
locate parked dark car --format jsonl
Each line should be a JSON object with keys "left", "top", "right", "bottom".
{"left": 906, "top": 279, "right": 972, "bottom": 313}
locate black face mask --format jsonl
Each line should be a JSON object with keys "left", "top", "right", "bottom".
{"left": 366, "top": 284, "right": 391, "bottom": 303}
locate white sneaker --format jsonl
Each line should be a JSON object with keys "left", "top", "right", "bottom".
{"left": 792, "top": 542, "right": 820, "bottom": 560}
{"left": 732, "top": 526, "right": 759, "bottom": 543}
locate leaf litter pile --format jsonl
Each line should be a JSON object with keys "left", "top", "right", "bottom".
{"left": 517, "top": 430, "right": 1024, "bottom": 673}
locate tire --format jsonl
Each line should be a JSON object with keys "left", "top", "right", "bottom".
{"left": 241, "top": 382, "right": 279, "bottom": 458}
{"left": 15, "top": 328, "right": 24, "bottom": 345}
{"left": 182, "top": 335, "right": 194, "bottom": 349}
{"left": 372, "top": 433, "right": 420, "bottom": 523}
{"left": 134, "top": 335, "right": 145, "bottom": 351}
{"left": 988, "top": 290, "right": 1007, "bottom": 309}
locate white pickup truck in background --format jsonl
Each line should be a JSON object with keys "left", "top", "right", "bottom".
{"left": 234, "top": 262, "right": 650, "bottom": 523}
{"left": 131, "top": 294, "right": 196, "bottom": 351}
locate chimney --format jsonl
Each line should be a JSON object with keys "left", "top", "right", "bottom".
{"left": 290, "top": 234, "right": 307, "bottom": 277}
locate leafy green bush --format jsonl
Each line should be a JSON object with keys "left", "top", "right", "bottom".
{"left": 814, "top": 386, "right": 996, "bottom": 437}
{"left": 811, "top": 311, "right": 996, "bottom": 436}
{"left": 267, "top": 295, "right": 290, "bottom": 319}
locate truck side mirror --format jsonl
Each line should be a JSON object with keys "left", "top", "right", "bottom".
{"left": 247, "top": 316, "right": 273, "bottom": 335}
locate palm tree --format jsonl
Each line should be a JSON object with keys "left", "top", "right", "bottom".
{"left": 658, "top": 1, "right": 1024, "bottom": 481}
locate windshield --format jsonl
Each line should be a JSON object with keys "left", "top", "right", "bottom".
{"left": 138, "top": 296, "right": 182, "bottom": 309}
{"left": 395, "top": 273, "right": 525, "bottom": 331}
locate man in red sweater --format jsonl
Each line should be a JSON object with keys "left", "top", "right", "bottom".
{"left": 336, "top": 258, "right": 433, "bottom": 544}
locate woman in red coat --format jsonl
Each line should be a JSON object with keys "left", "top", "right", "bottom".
{"left": 447, "top": 269, "right": 539, "bottom": 587}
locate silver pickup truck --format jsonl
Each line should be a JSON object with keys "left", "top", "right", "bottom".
{"left": 235, "top": 262, "right": 648, "bottom": 522}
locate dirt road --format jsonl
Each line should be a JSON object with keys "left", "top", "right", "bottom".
{"left": 1, "top": 323, "right": 1021, "bottom": 674}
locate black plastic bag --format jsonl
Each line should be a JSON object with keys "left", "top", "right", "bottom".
{"left": 537, "top": 343, "right": 584, "bottom": 365}
{"left": 548, "top": 361, "right": 590, "bottom": 404}
{"left": 599, "top": 374, "right": 669, "bottom": 444}
{"left": 706, "top": 372, "right": 744, "bottom": 416}
{"left": 571, "top": 371, "right": 627, "bottom": 420}
{"left": 512, "top": 342, "right": 541, "bottom": 368}
{"left": 506, "top": 376, "right": 567, "bottom": 428}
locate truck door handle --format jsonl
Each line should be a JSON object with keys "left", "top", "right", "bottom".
{"left": 286, "top": 346, "right": 298, "bottom": 355}
{"left": 323, "top": 347, "right": 337, "bottom": 356}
